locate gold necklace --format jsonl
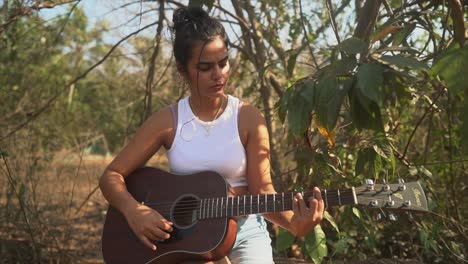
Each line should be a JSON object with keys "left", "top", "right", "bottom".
{"left": 189, "top": 96, "right": 226, "bottom": 136}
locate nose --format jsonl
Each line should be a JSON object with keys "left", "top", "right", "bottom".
{"left": 212, "top": 65, "right": 222, "bottom": 80}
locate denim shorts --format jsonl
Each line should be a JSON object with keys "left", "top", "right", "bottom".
{"left": 228, "top": 215, "right": 274, "bottom": 264}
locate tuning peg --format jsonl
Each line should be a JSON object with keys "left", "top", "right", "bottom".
{"left": 388, "top": 213, "right": 398, "bottom": 221}
{"left": 382, "top": 179, "right": 390, "bottom": 191}
{"left": 375, "top": 212, "right": 385, "bottom": 221}
{"left": 365, "top": 179, "right": 375, "bottom": 191}
{"left": 397, "top": 179, "right": 407, "bottom": 191}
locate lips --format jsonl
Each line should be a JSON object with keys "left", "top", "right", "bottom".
{"left": 211, "top": 83, "right": 225, "bottom": 90}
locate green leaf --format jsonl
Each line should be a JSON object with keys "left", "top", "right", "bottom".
{"left": 357, "top": 63, "right": 384, "bottom": 105}
{"left": 287, "top": 83, "right": 313, "bottom": 136}
{"left": 392, "top": 23, "right": 416, "bottom": 46}
{"left": 349, "top": 85, "right": 384, "bottom": 131}
{"left": 305, "top": 225, "right": 328, "bottom": 264}
{"left": 300, "top": 80, "right": 316, "bottom": 104}
{"left": 339, "top": 37, "right": 368, "bottom": 55}
{"left": 379, "top": 55, "right": 429, "bottom": 71}
{"left": 279, "top": 87, "right": 294, "bottom": 124}
{"left": 323, "top": 211, "right": 340, "bottom": 233}
{"left": 355, "top": 148, "right": 381, "bottom": 179}
{"left": 352, "top": 207, "right": 361, "bottom": 219}
{"left": 431, "top": 44, "right": 468, "bottom": 93}
{"left": 276, "top": 227, "right": 295, "bottom": 252}
{"left": 315, "top": 73, "right": 351, "bottom": 132}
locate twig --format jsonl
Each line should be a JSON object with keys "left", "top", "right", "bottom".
{"left": 0, "top": 0, "right": 80, "bottom": 35}
{"left": 0, "top": 152, "right": 40, "bottom": 262}
{"left": 325, "top": 0, "right": 342, "bottom": 45}
{"left": 299, "top": 0, "right": 319, "bottom": 69}
{"left": 401, "top": 82, "right": 446, "bottom": 159}
{"left": 143, "top": 0, "right": 165, "bottom": 121}
{"left": 0, "top": 20, "right": 159, "bottom": 143}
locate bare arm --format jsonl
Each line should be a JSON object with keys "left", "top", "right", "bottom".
{"left": 240, "top": 104, "right": 324, "bottom": 237}
{"left": 99, "top": 106, "right": 174, "bottom": 250}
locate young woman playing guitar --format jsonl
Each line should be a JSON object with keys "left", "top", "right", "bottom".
{"left": 99, "top": 6, "right": 324, "bottom": 264}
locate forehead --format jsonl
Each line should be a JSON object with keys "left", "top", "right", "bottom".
{"left": 191, "top": 37, "right": 228, "bottom": 63}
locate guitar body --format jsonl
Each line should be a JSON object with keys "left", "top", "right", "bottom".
{"left": 102, "top": 167, "right": 238, "bottom": 264}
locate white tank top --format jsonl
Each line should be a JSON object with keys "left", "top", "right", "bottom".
{"left": 167, "top": 95, "right": 248, "bottom": 187}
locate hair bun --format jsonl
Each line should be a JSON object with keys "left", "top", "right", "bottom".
{"left": 173, "top": 6, "right": 209, "bottom": 31}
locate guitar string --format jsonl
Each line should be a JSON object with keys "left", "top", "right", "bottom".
{"left": 138, "top": 195, "right": 355, "bottom": 216}
{"left": 164, "top": 197, "right": 360, "bottom": 218}
{"left": 138, "top": 190, "right": 354, "bottom": 207}
{"left": 159, "top": 196, "right": 399, "bottom": 218}
{"left": 137, "top": 191, "right": 356, "bottom": 213}
{"left": 143, "top": 194, "right": 359, "bottom": 216}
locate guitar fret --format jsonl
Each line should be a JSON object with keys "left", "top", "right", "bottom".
{"left": 243, "top": 195, "right": 246, "bottom": 215}
{"left": 273, "top": 193, "right": 276, "bottom": 212}
{"left": 250, "top": 195, "right": 252, "bottom": 215}
{"left": 216, "top": 198, "right": 219, "bottom": 218}
{"left": 282, "top": 193, "right": 285, "bottom": 211}
{"left": 203, "top": 199, "right": 208, "bottom": 219}
{"left": 324, "top": 189, "right": 328, "bottom": 209}
{"left": 207, "top": 199, "right": 210, "bottom": 219}
{"left": 199, "top": 199, "right": 203, "bottom": 219}
{"left": 265, "top": 194, "right": 267, "bottom": 213}
{"left": 338, "top": 189, "right": 342, "bottom": 206}
{"left": 231, "top": 197, "right": 234, "bottom": 217}
{"left": 257, "top": 194, "right": 260, "bottom": 214}
{"left": 220, "top": 197, "right": 224, "bottom": 217}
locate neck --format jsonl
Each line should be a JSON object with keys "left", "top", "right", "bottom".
{"left": 189, "top": 95, "right": 226, "bottom": 121}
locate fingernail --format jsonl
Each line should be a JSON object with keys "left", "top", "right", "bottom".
{"left": 152, "top": 245, "right": 157, "bottom": 251}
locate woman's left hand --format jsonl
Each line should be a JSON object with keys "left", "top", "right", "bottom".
{"left": 290, "top": 187, "right": 324, "bottom": 237}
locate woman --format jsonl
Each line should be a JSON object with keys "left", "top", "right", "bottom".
{"left": 99, "top": 6, "right": 324, "bottom": 264}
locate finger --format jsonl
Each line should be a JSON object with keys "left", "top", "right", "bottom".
{"left": 313, "top": 187, "right": 322, "bottom": 200}
{"left": 150, "top": 227, "right": 171, "bottom": 241}
{"left": 292, "top": 195, "right": 299, "bottom": 214}
{"left": 308, "top": 197, "right": 319, "bottom": 214}
{"left": 159, "top": 220, "right": 174, "bottom": 232}
{"left": 296, "top": 193, "right": 308, "bottom": 215}
{"left": 313, "top": 187, "right": 325, "bottom": 215}
{"left": 139, "top": 235, "right": 157, "bottom": 251}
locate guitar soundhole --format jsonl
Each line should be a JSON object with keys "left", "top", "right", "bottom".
{"left": 171, "top": 194, "right": 199, "bottom": 229}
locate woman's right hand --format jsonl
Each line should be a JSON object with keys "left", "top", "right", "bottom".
{"left": 124, "top": 204, "right": 174, "bottom": 251}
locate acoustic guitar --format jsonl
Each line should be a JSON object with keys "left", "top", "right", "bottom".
{"left": 101, "top": 167, "right": 428, "bottom": 264}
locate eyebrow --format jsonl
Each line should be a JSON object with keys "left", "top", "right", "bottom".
{"left": 198, "top": 55, "right": 229, "bottom": 65}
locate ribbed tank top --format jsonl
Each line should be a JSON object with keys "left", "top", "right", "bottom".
{"left": 167, "top": 95, "right": 248, "bottom": 187}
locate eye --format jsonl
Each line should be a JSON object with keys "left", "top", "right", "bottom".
{"left": 198, "top": 65, "right": 211, "bottom": 72}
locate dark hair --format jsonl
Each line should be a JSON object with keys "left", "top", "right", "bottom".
{"left": 172, "top": 6, "right": 228, "bottom": 71}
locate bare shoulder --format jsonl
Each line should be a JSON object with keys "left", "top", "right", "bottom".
{"left": 143, "top": 105, "right": 175, "bottom": 148}
{"left": 239, "top": 102, "right": 266, "bottom": 127}
{"left": 238, "top": 102, "right": 268, "bottom": 146}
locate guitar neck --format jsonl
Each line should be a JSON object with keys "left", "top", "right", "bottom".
{"left": 198, "top": 188, "right": 357, "bottom": 220}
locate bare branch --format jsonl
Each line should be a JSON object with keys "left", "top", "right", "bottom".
{"left": 0, "top": 0, "right": 81, "bottom": 35}
{"left": 143, "top": 0, "right": 165, "bottom": 121}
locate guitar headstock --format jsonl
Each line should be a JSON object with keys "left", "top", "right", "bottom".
{"left": 354, "top": 179, "right": 428, "bottom": 212}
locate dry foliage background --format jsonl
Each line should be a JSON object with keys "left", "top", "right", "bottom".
{"left": 1, "top": 0, "right": 467, "bottom": 263}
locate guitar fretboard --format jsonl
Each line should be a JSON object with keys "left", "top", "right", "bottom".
{"left": 197, "top": 189, "right": 356, "bottom": 219}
